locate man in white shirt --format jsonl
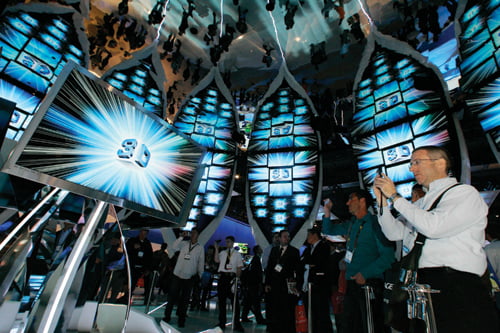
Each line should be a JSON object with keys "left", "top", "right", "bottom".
{"left": 162, "top": 228, "right": 204, "bottom": 328}
{"left": 215, "top": 236, "right": 244, "bottom": 332}
{"left": 374, "top": 145, "right": 498, "bottom": 332}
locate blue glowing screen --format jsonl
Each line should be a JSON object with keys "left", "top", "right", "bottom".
{"left": 0, "top": 11, "right": 85, "bottom": 141}
{"left": 459, "top": 0, "right": 500, "bottom": 152}
{"left": 105, "top": 66, "right": 164, "bottom": 117}
{"left": 353, "top": 46, "right": 450, "bottom": 187}
{"left": 248, "top": 83, "right": 320, "bottom": 242}
{"left": 173, "top": 77, "right": 238, "bottom": 232}
{"left": 459, "top": 0, "right": 500, "bottom": 92}
{"left": 3, "top": 64, "right": 203, "bottom": 224}
{"left": 465, "top": 77, "right": 500, "bottom": 149}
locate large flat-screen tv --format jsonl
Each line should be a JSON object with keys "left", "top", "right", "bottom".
{"left": 2, "top": 62, "right": 204, "bottom": 225}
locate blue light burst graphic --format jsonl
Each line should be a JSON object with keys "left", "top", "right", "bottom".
{"left": 353, "top": 43, "right": 451, "bottom": 190}
{"left": 9, "top": 65, "right": 203, "bottom": 223}
{"left": 173, "top": 69, "right": 238, "bottom": 233}
{"left": 247, "top": 70, "right": 321, "bottom": 242}
{"left": 0, "top": 10, "right": 86, "bottom": 140}
{"left": 459, "top": 0, "right": 500, "bottom": 92}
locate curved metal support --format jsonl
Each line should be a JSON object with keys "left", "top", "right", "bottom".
{"left": 362, "top": 285, "right": 375, "bottom": 333}
{"left": 0, "top": 187, "right": 60, "bottom": 254}
{"left": 144, "top": 270, "right": 159, "bottom": 313}
{"left": 307, "top": 282, "right": 312, "bottom": 333}
{"left": 37, "top": 200, "right": 108, "bottom": 333}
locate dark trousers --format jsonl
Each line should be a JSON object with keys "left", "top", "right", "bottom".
{"left": 241, "top": 284, "right": 265, "bottom": 322}
{"left": 200, "top": 273, "right": 214, "bottom": 309}
{"left": 164, "top": 275, "right": 194, "bottom": 325}
{"left": 267, "top": 285, "right": 297, "bottom": 333}
{"left": 217, "top": 274, "right": 241, "bottom": 327}
{"left": 343, "top": 279, "right": 386, "bottom": 333}
{"left": 190, "top": 274, "right": 201, "bottom": 309}
{"left": 305, "top": 284, "right": 334, "bottom": 333}
{"left": 131, "top": 267, "right": 151, "bottom": 294}
{"left": 417, "top": 267, "right": 499, "bottom": 333}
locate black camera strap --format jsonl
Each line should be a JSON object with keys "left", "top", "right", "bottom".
{"left": 402, "top": 183, "right": 462, "bottom": 272}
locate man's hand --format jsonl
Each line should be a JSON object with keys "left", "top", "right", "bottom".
{"left": 265, "top": 285, "right": 271, "bottom": 293}
{"left": 373, "top": 173, "right": 397, "bottom": 199}
{"left": 351, "top": 272, "right": 366, "bottom": 285}
{"left": 323, "top": 198, "right": 333, "bottom": 218}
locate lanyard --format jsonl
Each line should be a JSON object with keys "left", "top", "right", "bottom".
{"left": 188, "top": 242, "right": 199, "bottom": 253}
{"left": 225, "top": 249, "right": 232, "bottom": 264}
{"left": 346, "top": 219, "right": 367, "bottom": 253}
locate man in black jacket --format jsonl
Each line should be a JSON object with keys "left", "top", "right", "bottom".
{"left": 301, "top": 228, "right": 334, "bottom": 332}
{"left": 126, "top": 229, "right": 153, "bottom": 304}
{"left": 265, "top": 230, "right": 301, "bottom": 333}
{"left": 241, "top": 245, "right": 265, "bottom": 324}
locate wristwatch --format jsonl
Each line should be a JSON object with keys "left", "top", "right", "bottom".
{"left": 387, "top": 192, "right": 401, "bottom": 205}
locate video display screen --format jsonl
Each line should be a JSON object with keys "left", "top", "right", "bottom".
{"left": 105, "top": 66, "right": 164, "bottom": 117}
{"left": 458, "top": 0, "right": 500, "bottom": 154}
{"left": 465, "top": 77, "right": 500, "bottom": 150}
{"left": 2, "top": 63, "right": 204, "bottom": 225}
{"left": 0, "top": 11, "right": 85, "bottom": 141}
{"left": 458, "top": 0, "right": 500, "bottom": 92}
{"left": 173, "top": 73, "right": 239, "bottom": 233}
{"left": 247, "top": 79, "right": 321, "bottom": 242}
{"left": 353, "top": 45, "right": 451, "bottom": 189}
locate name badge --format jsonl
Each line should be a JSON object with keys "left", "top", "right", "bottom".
{"left": 138, "top": 251, "right": 144, "bottom": 258}
{"left": 274, "top": 264, "right": 283, "bottom": 272}
{"left": 184, "top": 254, "right": 191, "bottom": 260}
{"left": 344, "top": 250, "right": 353, "bottom": 264}
{"left": 225, "top": 264, "right": 233, "bottom": 270}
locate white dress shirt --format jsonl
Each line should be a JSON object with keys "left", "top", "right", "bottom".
{"left": 217, "top": 248, "right": 244, "bottom": 273}
{"left": 378, "top": 177, "right": 488, "bottom": 276}
{"left": 172, "top": 237, "right": 205, "bottom": 279}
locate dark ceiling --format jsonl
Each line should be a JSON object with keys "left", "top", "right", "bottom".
{"left": 4, "top": 0, "right": 499, "bottom": 222}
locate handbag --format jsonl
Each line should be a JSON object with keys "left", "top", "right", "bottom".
{"left": 384, "top": 183, "right": 461, "bottom": 331}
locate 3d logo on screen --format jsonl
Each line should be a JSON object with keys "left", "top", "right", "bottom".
{"left": 385, "top": 145, "right": 411, "bottom": 164}
{"left": 20, "top": 53, "right": 52, "bottom": 77}
{"left": 117, "top": 138, "right": 151, "bottom": 168}
{"left": 272, "top": 123, "right": 293, "bottom": 135}
{"left": 377, "top": 93, "right": 399, "bottom": 111}
{"left": 4, "top": 65, "right": 203, "bottom": 222}
{"left": 271, "top": 168, "right": 291, "bottom": 181}
{"left": 195, "top": 123, "right": 214, "bottom": 135}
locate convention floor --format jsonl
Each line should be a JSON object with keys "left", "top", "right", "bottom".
{"left": 133, "top": 294, "right": 268, "bottom": 333}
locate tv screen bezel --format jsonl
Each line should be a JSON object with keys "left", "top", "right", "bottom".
{"left": 2, "top": 62, "right": 205, "bottom": 226}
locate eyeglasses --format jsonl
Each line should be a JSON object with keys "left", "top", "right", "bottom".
{"left": 408, "top": 158, "right": 438, "bottom": 169}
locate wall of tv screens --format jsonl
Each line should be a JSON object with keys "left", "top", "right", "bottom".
{"left": 458, "top": 0, "right": 500, "bottom": 154}
{"left": 0, "top": 10, "right": 85, "bottom": 141}
{"left": 104, "top": 57, "right": 165, "bottom": 118}
{"left": 247, "top": 68, "right": 321, "bottom": 243}
{"left": 352, "top": 41, "right": 452, "bottom": 198}
{"left": 173, "top": 69, "right": 239, "bottom": 235}
{"left": 2, "top": 63, "right": 203, "bottom": 225}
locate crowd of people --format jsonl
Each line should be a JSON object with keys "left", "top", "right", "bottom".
{"left": 88, "top": 145, "right": 500, "bottom": 333}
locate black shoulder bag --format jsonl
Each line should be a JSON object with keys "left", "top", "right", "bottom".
{"left": 385, "top": 183, "right": 461, "bottom": 331}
